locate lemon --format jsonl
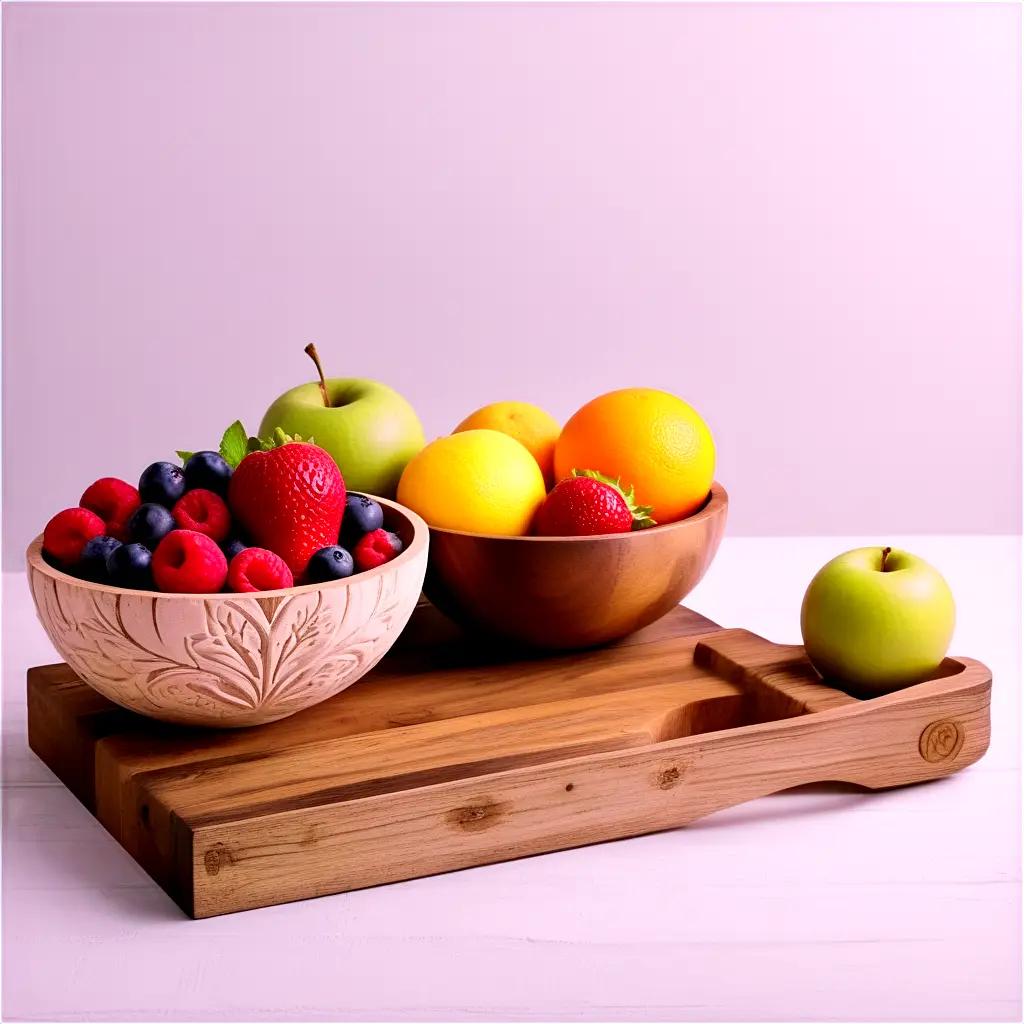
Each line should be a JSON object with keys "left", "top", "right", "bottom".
{"left": 397, "top": 429, "right": 547, "bottom": 535}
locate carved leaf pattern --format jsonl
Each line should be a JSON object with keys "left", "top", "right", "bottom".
{"left": 273, "top": 575, "right": 407, "bottom": 708}
{"left": 29, "top": 555, "right": 422, "bottom": 726}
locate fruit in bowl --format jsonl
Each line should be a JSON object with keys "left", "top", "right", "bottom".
{"left": 397, "top": 429, "right": 547, "bottom": 536}
{"left": 28, "top": 420, "right": 428, "bottom": 726}
{"left": 398, "top": 387, "right": 724, "bottom": 647}
{"left": 533, "top": 470, "right": 655, "bottom": 536}
{"left": 453, "top": 401, "right": 561, "bottom": 488}
{"left": 555, "top": 387, "right": 716, "bottom": 524}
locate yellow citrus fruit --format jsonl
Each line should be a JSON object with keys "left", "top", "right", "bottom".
{"left": 453, "top": 401, "right": 561, "bottom": 487}
{"left": 553, "top": 388, "right": 715, "bottom": 524}
{"left": 397, "top": 429, "right": 547, "bottom": 535}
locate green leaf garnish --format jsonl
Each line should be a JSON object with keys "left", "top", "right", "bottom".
{"left": 177, "top": 422, "right": 317, "bottom": 468}
{"left": 572, "top": 468, "right": 657, "bottom": 530}
{"left": 219, "top": 420, "right": 250, "bottom": 469}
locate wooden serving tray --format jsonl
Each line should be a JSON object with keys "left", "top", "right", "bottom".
{"left": 27, "top": 604, "right": 992, "bottom": 919}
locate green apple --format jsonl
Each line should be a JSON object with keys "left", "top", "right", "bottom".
{"left": 259, "top": 348, "right": 425, "bottom": 497}
{"left": 800, "top": 546, "right": 955, "bottom": 694}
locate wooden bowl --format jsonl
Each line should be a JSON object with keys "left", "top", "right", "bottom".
{"left": 423, "top": 482, "right": 728, "bottom": 649}
{"left": 26, "top": 498, "right": 428, "bottom": 728}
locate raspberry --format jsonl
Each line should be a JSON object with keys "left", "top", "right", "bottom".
{"left": 43, "top": 508, "right": 106, "bottom": 566}
{"left": 172, "top": 489, "right": 231, "bottom": 543}
{"left": 353, "top": 529, "right": 404, "bottom": 572}
{"left": 80, "top": 478, "right": 141, "bottom": 541}
{"left": 228, "top": 548, "right": 294, "bottom": 593}
{"left": 152, "top": 530, "right": 228, "bottom": 593}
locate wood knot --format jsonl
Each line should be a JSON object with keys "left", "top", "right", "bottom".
{"left": 203, "top": 846, "right": 235, "bottom": 876}
{"left": 658, "top": 766, "right": 682, "bottom": 789}
{"left": 446, "top": 799, "right": 505, "bottom": 833}
{"left": 919, "top": 720, "right": 965, "bottom": 763}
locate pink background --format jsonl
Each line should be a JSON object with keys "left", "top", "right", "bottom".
{"left": 2, "top": 2, "right": 1020, "bottom": 564}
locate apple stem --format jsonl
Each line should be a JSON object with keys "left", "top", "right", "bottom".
{"left": 880, "top": 546, "right": 892, "bottom": 572}
{"left": 304, "top": 343, "right": 332, "bottom": 408}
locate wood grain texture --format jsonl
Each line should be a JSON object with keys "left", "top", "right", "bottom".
{"left": 424, "top": 483, "right": 728, "bottom": 648}
{"left": 26, "top": 604, "right": 991, "bottom": 918}
{"left": 25, "top": 498, "right": 428, "bottom": 727}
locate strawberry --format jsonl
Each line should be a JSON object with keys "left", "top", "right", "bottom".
{"left": 228, "top": 434, "right": 345, "bottom": 579}
{"left": 533, "top": 469, "right": 656, "bottom": 537}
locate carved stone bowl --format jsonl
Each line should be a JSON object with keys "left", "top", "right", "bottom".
{"left": 27, "top": 498, "right": 428, "bottom": 728}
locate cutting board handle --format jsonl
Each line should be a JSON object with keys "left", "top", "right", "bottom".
{"left": 673, "top": 630, "right": 993, "bottom": 802}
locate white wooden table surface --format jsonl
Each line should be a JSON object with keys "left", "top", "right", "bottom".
{"left": 2, "top": 535, "right": 1020, "bottom": 1022}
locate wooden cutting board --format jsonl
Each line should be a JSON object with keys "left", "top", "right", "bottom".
{"left": 27, "top": 604, "right": 992, "bottom": 919}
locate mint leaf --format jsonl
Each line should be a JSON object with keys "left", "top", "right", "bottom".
{"left": 176, "top": 419, "right": 261, "bottom": 469}
{"left": 219, "top": 420, "right": 250, "bottom": 469}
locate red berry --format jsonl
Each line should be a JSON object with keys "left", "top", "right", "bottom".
{"left": 533, "top": 471, "right": 654, "bottom": 537}
{"left": 172, "top": 488, "right": 231, "bottom": 543}
{"left": 353, "top": 529, "right": 404, "bottom": 572}
{"left": 228, "top": 548, "right": 294, "bottom": 593}
{"left": 80, "top": 478, "right": 141, "bottom": 541}
{"left": 152, "top": 530, "right": 228, "bottom": 593}
{"left": 43, "top": 508, "right": 106, "bottom": 565}
{"left": 228, "top": 442, "right": 345, "bottom": 578}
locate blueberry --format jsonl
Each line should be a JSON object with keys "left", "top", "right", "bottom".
{"left": 183, "top": 451, "right": 232, "bottom": 496}
{"left": 128, "top": 503, "right": 176, "bottom": 548}
{"left": 80, "top": 536, "right": 123, "bottom": 581}
{"left": 222, "top": 537, "right": 248, "bottom": 561}
{"left": 139, "top": 461, "right": 186, "bottom": 507}
{"left": 340, "top": 493, "right": 384, "bottom": 546}
{"left": 106, "top": 543, "right": 153, "bottom": 589}
{"left": 306, "top": 545, "right": 355, "bottom": 583}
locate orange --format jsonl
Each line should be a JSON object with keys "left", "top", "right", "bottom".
{"left": 553, "top": 388, "right": 715, "bottom": 524}
{"left": 453, "top": 401, "right": 561, "bottom": 487}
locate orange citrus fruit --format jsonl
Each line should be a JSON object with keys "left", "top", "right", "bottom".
{"left": 454, "top": 401, "right": 560, "bottom": 487}
{"left": 397, "top": 429, "right": 546, "bottom": 535}
{"left": 553, "top": 388, "right": 715, "bottom": 524}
